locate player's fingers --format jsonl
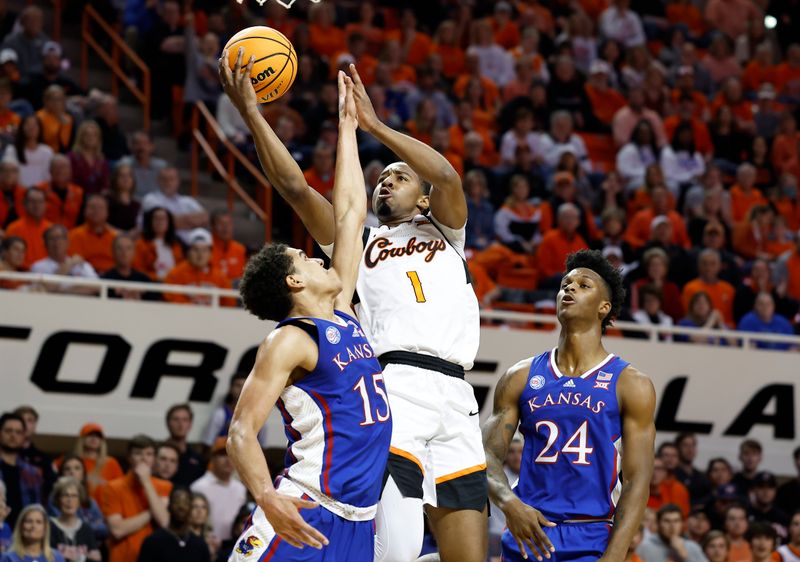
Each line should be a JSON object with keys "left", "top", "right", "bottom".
{"left": 279, "top": 531, "right": 304, "bottom": 549}
{"left": 234, "top": 46, "right": 244, "bottom": 74}
{"left": 297, "top": 523, "right": 328, "bottom": 549}
{"left": 523, "top": 535, "right": 544, "bottom": 562}
{"left": 531, "top": 529, "right": 552, "bottom": 560}
{"left": 348, "top": 63, "right": 364, "bottom": 89}
{"left": 337, "top": 70, "right": 345, "bottom": 98}
{"left": 512, "top": 533, "right": 529, "bottom": 560}
{"left": 290, "top": 498, "right": 319, "bottom": 510}
{"left": 218, "top": 50, "right": 232, "bottom": 82}
{"left": 538, "top": 513, "right": 557, "bottom": 529}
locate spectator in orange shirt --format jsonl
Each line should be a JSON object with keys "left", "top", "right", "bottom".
{"left": 732, "top": 205, "right": 774, "bottom": 260}
{"left": 682, "top": 249, "right": 736, "bottom": 326}
{"left": 164, "top": 228, "right": 232, "bottom": 306}
{"left": 786, "top": 236, "right": 800, "bottom": 301}
{"left": 58, "top": 423, "right": 124, "bottom": 503}
{"left": 490, "top": 1, "right": 521, "bottom": 50}
{"left": 380, "top": 40, "right": 417, "bottom": 86}
{"left": 68, "top": 194, "right": 117, "bottom": 274}
{"left": 36, "top": 84, "right": 73, "bottom": 153}
{"left": 585, "top": 59, "right": 626, "bottom": 130}
{"left": 775, "top": 44, "right": 800, "bottom": 99}
{"left": 303, "top": 142, "right": 335, "bottom": 200}
{"left": 730, "top": 163, "right": 767, "bottom": 222}
{"left": 32, "top": 154, "right": 84, "bottom": 228}
{"left": 711, "top": 77, "right": 754, "bottom": 131}
{"left": 666, "top": 0, "right": 706, "bottom": 39}
{"left": 747, "top": 522, "right": 781, "bottom": 562}
{"left": 626, "top": 185, "right": 690, "bottom": 249}
{"left": 725, "top": 504, "right": 753, "bottom": 562}
{"left": 771, "top": 113, "right": 800, "bottom": 177}
{"left": 664, "top": 96, "right": 713, "bottom": 157}
{"left": 0, "top": 77, "right": 20, "bottom": 134}
{"left": 431, "top": 20, "right": 466, "bottom": 80}
{"left": 508, "top": 27, "right": 549, "bottom": 83}
{"left": 404, "top": 98, "right": 437, "bottom": 146}
{"left": 307, "top": 2, "right": 346, "bottom": 58}
{"left": 453, "top": 52, "right": 500, "bottom": 111}
{"left": 670, "top": 66, "right": 709, "bottom": 120}
{"left": 536, "top": 203, "right": 589, "bottom": 284}
{"left": 647, "top": 456, "right": 689, "bottom": 516}
{"left": 133, "top": 207, "right": 183, "bottom": 281}
{"left": 344, "top": 2, "right": 384, "bottom": 54}
{"left": 431, "top": 128, "right": 463, "bottom": 177}
{"left": 210, "top": 210, "right": 246, "bottom": 282}
{"left": 0, "top": 160, "right": 24, "bottom": 229}
{"left": 656, "top": 442, "right": 691, "bottom": 517}
{"left": 742, "top": 43, "right": 778, "bottom": 94}
{"left": 101, "top": 435, "right": 171, "bottom": 562}
{"left": 704, "top": 0, "right": 761, "bottom": 41}
{"left": 5, "top": 187, "right": 52, "bottom": 268}
{"left": 386, "top": 9, "right": 433, "bottom": 67}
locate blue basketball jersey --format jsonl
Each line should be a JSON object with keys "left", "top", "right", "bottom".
{"left": 516, "top": 348, "right": 629, "bottom": 522}
{"left": 274, "top": 310, "right": 392, "bottom": 511}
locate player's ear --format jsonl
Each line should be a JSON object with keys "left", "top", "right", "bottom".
{"left": 286, "top": 273, "right": 305, "bottom": 290}
{"left": 416, "top": 193, "right": 430, "bottom": 214}
{"left": 598, "top": 299, "right": 611, "bottom": 320}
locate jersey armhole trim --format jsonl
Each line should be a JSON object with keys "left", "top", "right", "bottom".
{"left": 427, "top": 216, "right": 472, "bottom": 285}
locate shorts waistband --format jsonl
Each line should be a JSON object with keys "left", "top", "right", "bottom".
{"left": 379, "top": 351, "right": 465, "bottom": 379}
{"left": 560, "top": 517, "right": 614, "bottom": 524}
{"left": 278, "top": 478, "right": 377, "bottom": 522}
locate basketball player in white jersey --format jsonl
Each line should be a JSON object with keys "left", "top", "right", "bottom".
{"left": 220, "top": 58, "right": 486, "bottom": 562}
{"left": 779, "top": 513, "right": 800, "bottom": 562}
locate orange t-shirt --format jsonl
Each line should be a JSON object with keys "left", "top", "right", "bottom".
{"left": 164, "top": 261, "right": 233, "bottom": 305}
{"left": 453, "top": 74, "right": 500, "bottom": 109}
{"left": 35, "top": 108, "right": 73, "bottom": 153}
{"left": 68, "top": 224, "right": 118, "bottom": 274}
{"left": 344, "top": 23, "right": 385, "bottom": 53}
{"left": 663, "top": 115, "right": 713, "bottom": 155}
{"left": 710, "top": 97, "right": 754, "bottom": 123}
{"left": 727, "top": 539, "right": 752, "bottom": 562}
{"left": 669, "top": 90, "right": 709, "bottom": 120}
{"left": 468, "top": 261, "right": 497, "bottom": 305}
{"left": 385, "top": 29, "right": 433, "bottom": 66}
{"left": 771, "top": 132, "right": 800, "bottom": 175}
{"left": 666, "top": 3, "right": 706, "bottom": 35}
{"left": 627, "top": 189, "right": 677, "bottom": 216}
{"left": 101, "top": 473, "right": 172, "bottom": 562}
{"left": 732, "top": 221, "right": 768, "bottom": 260}
{"left": 0, "top": 185, "right": 25, "bottom": 226}
{"left": 308, "top": 24, "right": 347, "bottom": 58}
{"left": 29, "top": 182, "right": 85, "bottom": 228}
{"left": 536, "top": 230, "right": 589, "bottom": 279}
{"left": 212, "top": 238, "right": 247, "bottom": 280}
{"left": 133, "top": 238, "right": 184, "bottom": 281}
{"left": 304, "top": 167, "right": 334, "bottom": 199}
{"left": 775, "top": 62, "right": 800, "bottom": 97}
{"left": 0, "top": 108, "right": 20, "bottom": 131}
{"left": 490, "top": 19, "right": 521, "bottom": 50}
{"left": 6, "top": 216, "right": 53, "bottom": 269}
{"left": 682, "top": 278, "right": 736, "bottom": 326}
{"left": 390, "top": 64, "right": 417, "bottom": 84}
{"left": 741, "top": 61, "right": 778, "bottom": 93}
{"left": 730, "top": 185, "right": 767, "bottom": 223}
{"left": 432, "top": 44, "right": 465, "bottom": 79}
{"left": 404, "top": 120, "right": 433, "bottom": 146}
{"left": 647, "top": 477, "right": 691, "bottom": 518}
{"left": 787, "top": 251, "right": 800, "bottom": 301}
{"left": 625, "top": 209, "right": 691, "bottom": 249}
{"left": 585, "top": 84, "right": 627, "bottom": 126}
{"left": 55, "top": 454, "right": 125, "bottom": 503}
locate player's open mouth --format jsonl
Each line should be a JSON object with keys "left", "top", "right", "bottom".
{"left": 377, "top": 188, "right": 392, "bottom": 200}
{"left": 561, "top": 296, "right": 575, "bottom": 304}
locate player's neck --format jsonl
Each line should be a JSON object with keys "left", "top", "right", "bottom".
{"left": 290, "top": 296, "right": 337, "bottom": 322}
{"left": 379, "top": 212, "right": 418, "bottom": 228}
{"left": 556, "top": 327, "right": 607, "bottom": 377}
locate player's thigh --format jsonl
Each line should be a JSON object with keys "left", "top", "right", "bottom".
{"left": 229, "top": 504, "right": 328, "bottom": 562}
{"left": 325, "top": 516, "right": 374, "bottom": 562}
{"left": 429, "top": 376, "right": 488, "bottom": 511}
{"left": 553, "top": 523, "right": 610, "bottom": 562}
{"left": 424, "top": 504, "right": 488, "bottom": 562}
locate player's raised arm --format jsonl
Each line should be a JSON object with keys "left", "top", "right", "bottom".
{"left": 219, "top": 48, "right": 335, "bottom": 244}
{"left": 601, "top": 366, "right": 656, "bottom": 562}
{"left": 482, "top": 360, "right": 556, "bottom": 561}
{"left": 332, "top": 72, "right": 366, "bottom": 311}
{"left": 226, "top": 328, "right": 330, "bottom": 550}
{"left": 348, "top": 64, "right": 467, "bottom": 229}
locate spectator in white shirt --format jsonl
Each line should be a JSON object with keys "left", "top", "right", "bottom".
{"left": 599, "top": 0, "right": 646, "bottom": 48}
{"left": 499, "top": 108, "right": 544, "bottom": 165}
{"left": 31, "top": 224, "right": 98, "bottom": 294}
{"left": 216, "top": 93, "right": 251, "bottom": 147}
{"left": 631, "top": 284, "right": 674, "bottom": 341}
{"left": 538, "top": 110, "right": 591, "bottom": 172}
{"left": 617, "top": 119, "right": 663, "bottom": 191}
{"left": 190, "top": 438, "right": 247, "bottom": 542}
{"left": 118, "top": 131, "right": 167, "bottom": 198}
{"left": 141, "top": 166, "right": 208, "bottom": 244}
{"left": 3, "top": 114, "right": 54, "bottom": 188}
{"left": 659, "top": 121, "right": 706, "bottom": 197}
{"left": 467, "top": 20, "right": 515, "bottom": 87}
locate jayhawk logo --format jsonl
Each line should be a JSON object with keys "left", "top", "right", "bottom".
{"left": 235, "top": 535, "right": 263, "bottom": 557}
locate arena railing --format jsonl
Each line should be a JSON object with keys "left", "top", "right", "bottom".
{"left": 2, "top": 271, "right": 799, "bottom": 349}
{"left": 80, "top": 4, "right": 151, "bottom": 131}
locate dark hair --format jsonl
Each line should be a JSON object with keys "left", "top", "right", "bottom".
{"left": 675, "top": 432, "right": 696, "bottom": 447}
{"left": 656, "top": 503, "right": 683, "bottom": 521}
{"left": 671, "top": 120, "right": 696, "bottom": 153}
{"left": 630, "top": 119, "right": 659, "bottom": 155}
{"left": 724, "top": 503, "right": 747, "bottom": 519}
{"left": 239, "top": 243, "right": 296, "bottom": 321}
{"left": 109, "top": 163, "right": 136, "bottom": 197}
{"left": 746, "top": 521, "right": 777, "bottom": 542}
{"left": 157, "top": 441, "right": 181, "bottom": 457}
{"left": 565, "top": 249, "right": 625, "bottom": 332}
{"left": 638, "top": 284, "right": 663, "bottom": 309}
{"left": 14, "top": 115, "right": 43, "bottom": 165}
{"left": 0, "top": 236, "right": 25, "bottom": 253}
{"left": 707, "top": 456, "right": 733, "bottom": 477}
{"left": 0, "top": 412, "right": 24, "bottom": 431}
{"left": 127, "top": 434, "right": 156, "bottom": 454}
{"left": 43, "top": 224, "right": 67, "bottom": 244}
{"left": 794, "top": 446, "right": 800, "bottom": 461}
{"left": 166, "top": 403, "right": 193, "bottom": 423}
{"left": 657, "top": 441, "right": 678, "bottom": 456}
{"left": 58, "top": 454, "right": 91, "bottom": 507}
{"left": 141, "top": 207, "right": 177, "bottom": 245}
{"left": 740, "top": 439, "right": 762, "bottom": 454}
{"left": 210, "top": 209, "right": 231, "bottom": 228}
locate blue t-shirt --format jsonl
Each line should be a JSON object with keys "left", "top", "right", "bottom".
{"left": 737, "top": 312, "right": 794, "bottom": 350}
{"left": 0, "top": 551, "right": 66, "bottom": 562}
{"left": 0, "top": 523, "right": 10, "bottom": 554}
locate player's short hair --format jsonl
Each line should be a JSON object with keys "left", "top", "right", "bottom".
{"left": 565, "top": 249, "right": 625, "bottom": 332}
{"left": 656, "top": 503, "right": 683, "bottom": 520}
{"left": 746, "top": 522, "right": 777, "bottom": 542}
{"left": 239, "top": 243, "right": 295, "bottom": 322}
{"left": 740, "top": 439, "right": 762, "bottom": 454}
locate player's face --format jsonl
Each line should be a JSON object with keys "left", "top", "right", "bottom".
{"left": 372, "top": 163, "right": 429, "bottom": 221}
{"left": 556, "top": 268, "right": 610, "bottom": 327}
{"left": 286, "top": 248, "right": 340, "bottom": 295}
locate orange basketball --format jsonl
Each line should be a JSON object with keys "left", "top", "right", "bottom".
{"left": 225, "top": 26, "right": 297, "bottom": 104}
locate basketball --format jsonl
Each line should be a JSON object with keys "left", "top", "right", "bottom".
{"left": 224, "top": 26, "right": 297, "bottom": 103}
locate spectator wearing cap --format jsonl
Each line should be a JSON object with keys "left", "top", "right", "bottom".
{"left": 63, "top": 196, "right": 114, "bottom": 275}
{"left": 776, "top": 447, "right": 800, "bottom": 516}
{"left": 6, "top": 188, "right": 52, "bottom": 269}
{"left": 59, "top": 423, "right": 123, "bottom": 504}
{"left": 778, "top": 513, "right": 800, "bottom": 562}
{"left": 68, "top": 120, "right": 110, "bottom": 196}
{"left": 738, "top": 292, "right": 795, "bottom": 350}
{"left": 32, "top": 155, "right": 84, "bottom": 229}
{"left": 584, "top": 59, "right": 627, "bottom": 131}
{"left": 674, "top": 433, "right": 712, "bottom": 506}
{"left": 626, "top": 185, "right": 691, "bottom": 250}
{"left": 725, "top": 504, "right": 752, "bottom": 562}
{"left": 536, "top": 202, "right": 589, "bottom": 285}
{"left": 648, "top": 455, "right": 690, "bottom": 518}
{"left": 141, "top": 167, "right": 208, "bottom": 244}
{"left": 22, "top": 41, "right": 83, "bottom": 110}
{"left": 164, "top": 404, "right": 205, "bottom": 487}
{"left": 0, "top": 161, "right": 23, "bottom": 229}
{"left": 747, "top": 522, "right": 780, "bottom": 562}
{"left": 163, "top": 228, "right": 232, "bottom": 306}
{"left": 136, "top": 487, "right": 210, "bottom": 562}
{"left": 0, "top": 6, "right": 48, "bottom": 82}
{"left": 749, "top": 473, "right": 789, "bottom": 538}
{"left": 119, "top": 131, "right": 167, "bottom": 198}
{"left": 101, "top": 234, "right": 158, "bottom": 301}
{"left": 210, "top": 210, "right": 246, "bottom": 283}
{"left": 612, "top": 87, "right": 668, "bottom": 149}
{"left": 189, "top": 438, "right": 246, "bottom": 543}
{"left": 36, "top": 85, "right": 74, "bottom": 154}
{"left": 682, "top": 249, "right": 736, "bottom": 327}
{"left": 101, "top": 435, "right": 171, "bottom": 562}
{"left": 2, "top": 114, "right": 54, "bottom": 188}
{"left": 0, "top": 413, "right": 43, "bottom": 526}
{"left": 12, "top": 406, "right": 55, "bottom": 501}
{"left": 636, "top": 504, "right": 706, "bottom": 562}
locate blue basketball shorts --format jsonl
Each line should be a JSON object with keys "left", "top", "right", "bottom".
{"left": 501, "top": 521, "right": 612, "bottom": 562}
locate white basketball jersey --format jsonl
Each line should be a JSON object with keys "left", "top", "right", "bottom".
{"left": 778, "top": 545, "right": 800, "bottom": 562}
{"left": 327, "top": 213, "right": 480, "bottom": 369}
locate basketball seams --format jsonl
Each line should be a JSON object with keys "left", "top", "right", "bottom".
{"left": 225, "top": 27, "right": 297, "bottom": 103}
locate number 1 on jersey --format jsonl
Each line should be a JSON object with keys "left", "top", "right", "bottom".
{"left": 406, "top": 271, "right": 426, "bottom": 303}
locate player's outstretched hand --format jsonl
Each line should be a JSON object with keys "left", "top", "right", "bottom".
{"left": 337, "top": 70, "right": 357, "bottom": 128}
{"left": 261, "top": 492, "right": 329, "bottom": 550}
{"left": 504, "top": 498, "right": 556, "bottom": 561}
{"left": 347, "top": 64, "right": 380, "bottom": 134}
{"left": 218, "top": 47, "right": 256, "bottom": 115}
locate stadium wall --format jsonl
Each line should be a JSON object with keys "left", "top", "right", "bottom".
{"left": 1, "top": 291, "right": 797, "bottom": 474}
